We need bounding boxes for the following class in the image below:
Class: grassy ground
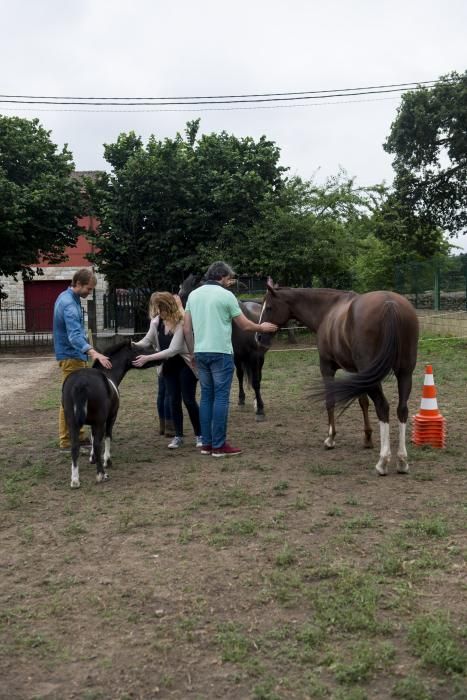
[0,338,466,699]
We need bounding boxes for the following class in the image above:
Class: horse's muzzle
[256,333,272,348]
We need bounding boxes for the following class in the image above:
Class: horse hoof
[238,403,246,410]
[105,459,113,469]
[70,479,80,489]
[255,413,266,422]
[363,441,374,449]
[324,438,335,449]
[375,462,389,476]
[96,472,109,483]
[397,461,409,474]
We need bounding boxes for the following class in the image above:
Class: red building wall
[21,216,100,331]
[39,216,98,267]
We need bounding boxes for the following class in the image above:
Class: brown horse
[257,286,419,475]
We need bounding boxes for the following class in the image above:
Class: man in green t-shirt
[184,261,277,457]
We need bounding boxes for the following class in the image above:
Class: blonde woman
[133,292,201,449]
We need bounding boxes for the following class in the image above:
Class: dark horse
[178,274,270,421]
[257,286,419,475]
[62,340,157,488]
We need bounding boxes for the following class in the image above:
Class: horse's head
[128,341,162,371]
[178,273,203,308]
[256,284,290,348]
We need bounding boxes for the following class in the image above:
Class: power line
[0,95,403,114]
[0,79,440,102]
[0,80,443,107]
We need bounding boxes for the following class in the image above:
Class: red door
[24,280,71,332]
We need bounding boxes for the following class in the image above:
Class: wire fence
[3,262,467,352]
[395,256,467,310]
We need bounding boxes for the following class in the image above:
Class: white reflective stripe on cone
[420,398,439,410]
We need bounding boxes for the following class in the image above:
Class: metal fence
[395,257,467,310]
[0,307,26,331]
[101,281,270,334]
[0,305,84,350]
[102,290,151,334]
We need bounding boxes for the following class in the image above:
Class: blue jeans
[195,353,235,449]
[157,375,172,421]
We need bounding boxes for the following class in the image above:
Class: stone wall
[406,290,466,311]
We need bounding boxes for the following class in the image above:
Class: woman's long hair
[149,292,184,325]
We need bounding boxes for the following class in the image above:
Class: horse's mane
[92,339,131,367]
[105,339,131,356]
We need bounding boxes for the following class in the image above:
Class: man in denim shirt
[53,268,111,449]
[183,261,277,457]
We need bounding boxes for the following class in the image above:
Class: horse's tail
[241,357,255,387]
[324,301,402,407]
[70,381,88,429]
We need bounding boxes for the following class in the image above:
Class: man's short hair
[72,268,97,286]
[205,261,236,281]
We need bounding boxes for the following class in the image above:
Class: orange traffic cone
[412,365,446,448]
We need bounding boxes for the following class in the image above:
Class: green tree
[87,120,287,290]
[0,116,82,298]
[384,71,467,238]
[204,171,393,289]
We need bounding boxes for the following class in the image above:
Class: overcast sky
[2,0,466,249]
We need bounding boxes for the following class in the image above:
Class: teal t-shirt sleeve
[228,295,242,318]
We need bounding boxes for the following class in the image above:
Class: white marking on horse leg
[70,461,80,489]
[89,433,95,463]
[396,421,409,473]
[96,471,109,483]
[324,424,336,449]
[103,437,111,467]
[375,421,391,476]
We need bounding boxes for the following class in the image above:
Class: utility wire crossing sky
[0,79,444,108]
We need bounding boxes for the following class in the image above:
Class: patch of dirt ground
[0,354,56,405]
[0,343,466,700]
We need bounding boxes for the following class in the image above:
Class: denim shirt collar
[68,287,82,304]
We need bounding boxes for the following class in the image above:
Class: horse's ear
[266,283,277,296]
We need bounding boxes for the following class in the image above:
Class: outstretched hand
[260,322,278,333]
[132,355,149,368]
